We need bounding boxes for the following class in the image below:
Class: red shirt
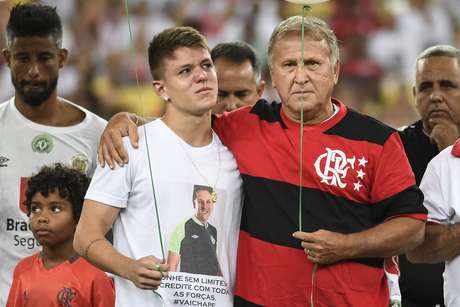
[7,253,114,307]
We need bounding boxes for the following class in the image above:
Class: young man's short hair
[24,163,90,222]
[148,26,209,80]
[6,3,63,48]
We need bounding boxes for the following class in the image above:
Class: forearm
[74,228,135,279]
[407,223,460,263]
[347,217,425,259]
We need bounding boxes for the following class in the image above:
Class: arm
[293,217,425,264]
[6,271,23,307]
[98,112,153,168]
[74,199,168,290]
[406,223,460,264]
[167,251,180,272]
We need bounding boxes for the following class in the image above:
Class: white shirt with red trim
[420,145,460,306]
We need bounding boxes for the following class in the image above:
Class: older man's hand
[293,229,352,264]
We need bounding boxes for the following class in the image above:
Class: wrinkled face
[29,191,76,248]
[212,58,263,114]
[2,36,66,106]
[270,32,339,123]
[194,190,215,223]
[153,47,217,116]
[414,56,460,132]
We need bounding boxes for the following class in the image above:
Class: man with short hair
[210,41,265,114]
[0,4,106,305]
[99,15,427,306]
[74,26,243,307]
[401,45,460,307]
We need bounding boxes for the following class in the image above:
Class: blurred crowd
[1,0,459,128]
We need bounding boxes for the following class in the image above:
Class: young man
[0,4,106,305]
[210,41,265,114]
[73,27,243,307]
[99,16,427,306]
[7,164,114,307]
[398,45,460,307]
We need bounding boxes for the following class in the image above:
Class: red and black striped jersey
[214,99,427,307]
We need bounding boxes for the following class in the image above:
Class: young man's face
[2,35,67,106]
[194,190,215,224]
[414,56,460,132]
[154,47,217,116]
[29,191,76,248]
[270,32,339,123]
[212,58,264,114]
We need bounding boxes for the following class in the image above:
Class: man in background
[399,45,460,307]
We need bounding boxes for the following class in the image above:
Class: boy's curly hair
[24,163,90,222]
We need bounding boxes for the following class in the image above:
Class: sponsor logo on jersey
[70,153,89,173]
[314,148,368,191]
[0,155,9,167]
[31,133,53,153]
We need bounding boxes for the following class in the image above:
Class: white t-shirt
[85,119,243,307]
[420,145,460,306]
[0,97,106,305]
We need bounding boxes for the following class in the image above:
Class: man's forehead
[166,46,211,64]
[10,35,58,51]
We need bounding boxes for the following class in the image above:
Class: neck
[41,240,76,269]
[162,108,213,146]
[14,93,85,126]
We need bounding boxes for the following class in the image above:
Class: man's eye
[52,206,62,213]
[179,68,191,75]
[30,206,40,214]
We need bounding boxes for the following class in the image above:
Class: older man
[399,45,460,307]
[99,16,427,307]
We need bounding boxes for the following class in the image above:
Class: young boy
[6,164,115,307]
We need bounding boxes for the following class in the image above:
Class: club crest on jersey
[0,155,9,167]
[57,287,77,307]
[314,148,356,188]
[31,134,53,154]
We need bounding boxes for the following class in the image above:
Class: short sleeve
[85,137,136,208]
[168,221,186,254]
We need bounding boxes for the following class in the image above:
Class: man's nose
[294,64,308,85]
[225,95,238,112]
[194,67,208,83]
[27,61,40,79]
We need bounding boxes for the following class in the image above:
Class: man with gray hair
[98,15,427,306]
[400,45,460,307]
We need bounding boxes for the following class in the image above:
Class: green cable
[298,5,319,307]
[123,0,165,262]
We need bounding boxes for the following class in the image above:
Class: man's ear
[256,80,265,99]
[2,49,11,67]
[58,48,68,69]
[333,60,340,85]
[152,80,166,97]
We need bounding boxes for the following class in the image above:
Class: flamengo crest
[314,148,356,188]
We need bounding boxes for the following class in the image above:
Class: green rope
[123,0,165,261]
[298,5,319,307]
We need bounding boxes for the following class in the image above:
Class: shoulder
[60,98,107,129]
[451,138,460,157]
[13,253,39,277]
[325,107,396,146]
[72,257,111,280]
